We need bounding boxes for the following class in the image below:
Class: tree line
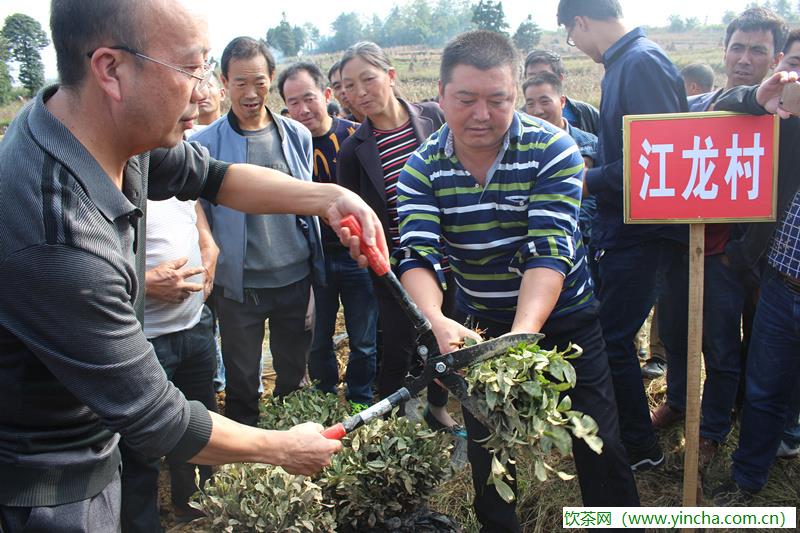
[267,0,800,59]
[266,0,542,58]
[4,0,800,106]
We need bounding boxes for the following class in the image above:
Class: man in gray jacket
[0,1,384,530]
[192,37,324,426]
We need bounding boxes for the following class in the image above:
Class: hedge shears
[322,215,543,440]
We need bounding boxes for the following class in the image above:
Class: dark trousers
[120,306,218,533]
[456,304,640,533]
[1,469,122,533]
[596,239,688,456]
[374,271,456,409]
[216,277,312,426]
[732,267,800,491]
[308,249,378,403]
[666,254,745,443]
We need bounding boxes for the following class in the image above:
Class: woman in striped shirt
[336,42,462,434]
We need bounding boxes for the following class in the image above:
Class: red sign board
[624,112,778,223]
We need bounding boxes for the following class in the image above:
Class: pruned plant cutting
[465,340,604,503]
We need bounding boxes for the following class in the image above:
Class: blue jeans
[309,249,378,404]
[732,267,800,491]
[666,254,745,442]
[783,384,800,447]
[597,239,688,456]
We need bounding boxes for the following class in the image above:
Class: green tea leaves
[465,341,603,503]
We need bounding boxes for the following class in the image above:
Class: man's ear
[560,95,567,109]
[772,52,784,70]
[88,48,126,102]
[324,87,333,103]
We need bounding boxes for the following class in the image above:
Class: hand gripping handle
[321,424,346,440]
[340,214,390,276]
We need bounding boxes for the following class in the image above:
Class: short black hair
[221,37,275,78]
[557,0,623,27]
[522,71,564,96]
[440,30,517,87]
[724,7,788,55]
[51,0,144,86]
[327,101,341,116]
[523,50,565,78]
[680,63,714,93]
[784,28,800,55]
[277,62,327,101]
[327,60,342,83]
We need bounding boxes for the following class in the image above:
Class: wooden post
[683,223,705,506]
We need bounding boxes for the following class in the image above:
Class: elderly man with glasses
[0,1,389,530]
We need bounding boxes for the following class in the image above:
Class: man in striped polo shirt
[395,30,638,532]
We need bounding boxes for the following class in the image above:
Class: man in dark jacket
[278,61,379,413]
[711,71,800,505]
[557,0,689,471]
[653,7,788,468]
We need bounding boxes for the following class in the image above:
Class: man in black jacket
[711,71,800,505]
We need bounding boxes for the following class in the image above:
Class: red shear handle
[340,214,390,276]
[321,423,346,440]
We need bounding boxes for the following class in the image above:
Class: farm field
[3,26,798,533]
[267,27,732,110]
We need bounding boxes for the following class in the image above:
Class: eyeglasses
[566,26,576,48]
[86,45,214,90]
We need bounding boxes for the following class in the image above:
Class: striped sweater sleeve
[511,128,584,277]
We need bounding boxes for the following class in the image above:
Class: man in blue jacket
[557,0,689,471]
[192,37,324,426]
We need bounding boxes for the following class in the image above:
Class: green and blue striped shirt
[396,112,594,323]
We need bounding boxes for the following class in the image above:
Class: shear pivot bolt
[435,362,447,373]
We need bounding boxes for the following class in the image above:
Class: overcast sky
[0,0,763,80]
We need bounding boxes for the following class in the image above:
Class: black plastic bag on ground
[340,508,462,533]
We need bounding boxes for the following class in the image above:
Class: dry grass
[0,29,730,130]
[0,98,26,134]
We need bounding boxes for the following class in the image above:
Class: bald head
[51,0,208,87]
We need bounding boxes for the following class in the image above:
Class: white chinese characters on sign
[638,133,763,202]
[724,133,763,201]
[638,139,675,199]
[682,136,718,200]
